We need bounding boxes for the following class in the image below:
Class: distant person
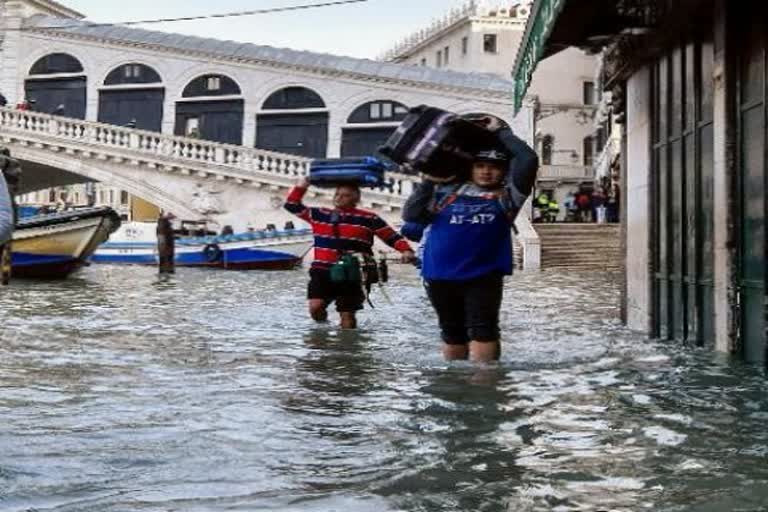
[563,191,578,222]
[576,189,591,222]
[156,212,176,274]
[0,93,7,107]
[285,178,415,329]
[606,182,620,223]
[547,197,560,223]
[534,192,550,223]
[283,220,295,231]
[592,186,606,223]
[221,225,234,236]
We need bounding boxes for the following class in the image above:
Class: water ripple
[0,265,766,511]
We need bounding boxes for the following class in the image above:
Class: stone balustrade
[0,107,420,209]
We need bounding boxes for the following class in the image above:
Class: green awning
[512,0,569,113]
[512,0,659,112]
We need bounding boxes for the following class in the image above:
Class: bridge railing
[0,107,420,204]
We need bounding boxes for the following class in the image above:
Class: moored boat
[91,222,313,270]
[12,207,122,278]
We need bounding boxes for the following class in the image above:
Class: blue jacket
[401,128,538,281]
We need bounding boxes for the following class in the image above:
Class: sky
[61,0,477,59]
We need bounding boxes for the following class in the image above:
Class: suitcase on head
[309,156,389,189]
[378,105,499,179]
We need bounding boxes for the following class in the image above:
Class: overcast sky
[63,0,475,59]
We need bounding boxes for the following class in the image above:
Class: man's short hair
[336,184,361,197]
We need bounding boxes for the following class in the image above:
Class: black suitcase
[309,157,389,189]
[378,105,498,178]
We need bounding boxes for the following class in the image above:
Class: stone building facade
[514,0,767,364]
[381,0,598,218]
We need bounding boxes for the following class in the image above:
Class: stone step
[536,222,622,270]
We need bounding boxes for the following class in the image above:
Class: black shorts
[308,268,365,312]
[425,273,504,344]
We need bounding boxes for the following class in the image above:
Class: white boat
[91,221,313,270]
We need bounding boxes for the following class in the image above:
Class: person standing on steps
[402,119,538,363]
[285,179,415,329]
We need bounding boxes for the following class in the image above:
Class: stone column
[624,65,652,333]
[242,103,258,148]
[326,109,342,158]
[0,8,23,105]
[162,98,176,136]
[712,0,739,353]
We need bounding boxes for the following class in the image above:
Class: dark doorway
[99,89,164,132]
[737,5,767,364]
[24,77,86,119]
[256,113,329,158]
[651,36,715,347]
[341,127,396,158]
[175,100,244,145]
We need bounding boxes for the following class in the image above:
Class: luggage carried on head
[308,156,389,189]
[378,105,500,179]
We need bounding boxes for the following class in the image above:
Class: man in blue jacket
[402,122,538,362]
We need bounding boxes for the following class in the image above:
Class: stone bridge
[0,106,541,268]
[0,106,423,229]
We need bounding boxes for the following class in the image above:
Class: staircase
[536,223,622,271]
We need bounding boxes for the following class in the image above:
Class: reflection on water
[0,265,766,511]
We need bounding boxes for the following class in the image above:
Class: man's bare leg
[469,341,500,362]
[308,299,328,323]
[443,344,469,360]
[340,311,357,329]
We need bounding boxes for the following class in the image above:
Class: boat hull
[11,208,121,279]
[92,231,313,270]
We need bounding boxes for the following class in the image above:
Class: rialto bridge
[0,0,539,265]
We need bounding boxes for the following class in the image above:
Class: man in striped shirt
[285,178,415,329]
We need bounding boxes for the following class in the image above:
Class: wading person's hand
[400,250,416,264]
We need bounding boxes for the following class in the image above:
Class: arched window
[26,53,86,118]
[542,135,554,165]
[99,64,165,132]
[176,75,243,144]
[262,87,325,110]
[347,101,408,123]
[182,74,241,97]
[104,63,162,85]
[29,53,83,75]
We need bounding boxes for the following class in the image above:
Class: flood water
[1,265,767,512]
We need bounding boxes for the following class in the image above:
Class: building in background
[2,0,524,227]
[512,0,767,364]
[381,0,598,219]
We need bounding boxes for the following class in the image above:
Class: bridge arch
[256,86,328,158]
[12,146,199,219]
[99,63,166,132]
[25,52,87,119]
[175,73,244,144]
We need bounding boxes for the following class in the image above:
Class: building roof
[23,15,515,96]
[380,1,531,62]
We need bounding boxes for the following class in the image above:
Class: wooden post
[156,213,175,274]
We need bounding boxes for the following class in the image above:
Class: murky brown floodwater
[1,265,766,511]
